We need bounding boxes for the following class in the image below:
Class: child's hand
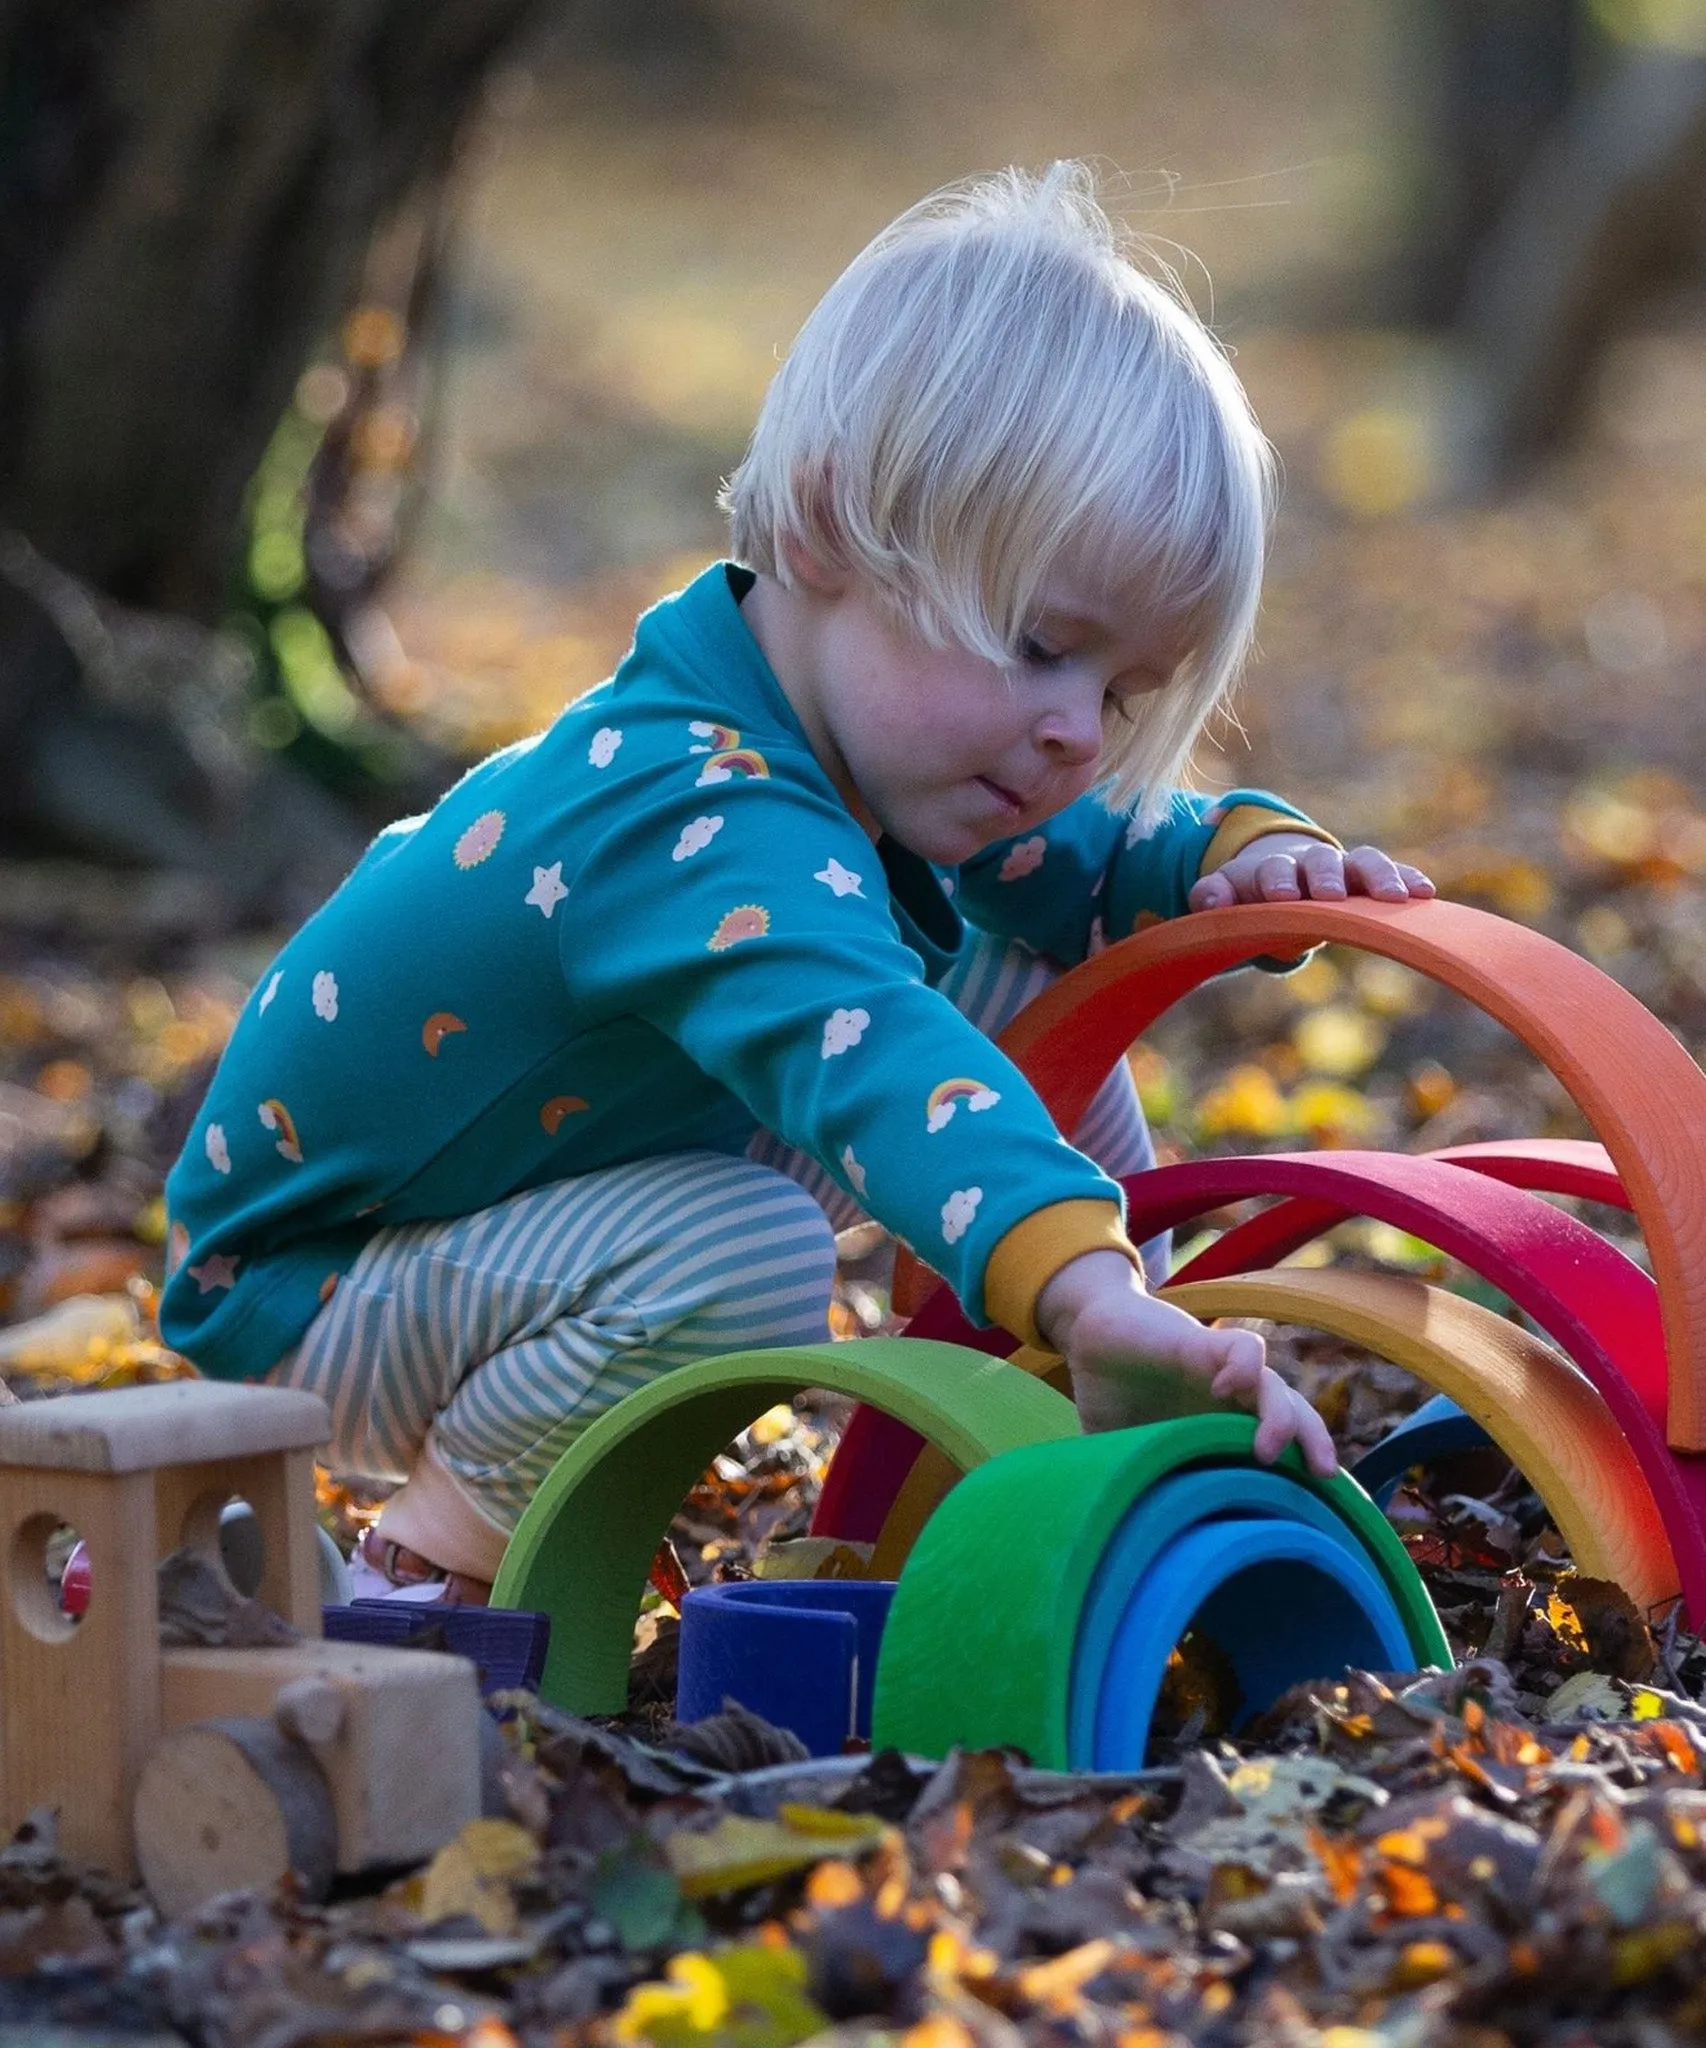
[1189,833,1435,912]
[1035,1251,1338,1474]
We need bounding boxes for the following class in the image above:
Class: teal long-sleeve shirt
[160,562,1321,1380]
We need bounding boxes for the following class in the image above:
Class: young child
[161,163,1431,1602]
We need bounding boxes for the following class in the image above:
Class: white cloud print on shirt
[821,1007,870,1058]
[925,1082,1000,1133]
[998,836,1047,881]
[941,1187,983,1244]
[673,815,724,861]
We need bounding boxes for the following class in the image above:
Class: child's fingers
[1342,845,1412,901]
[1211,1345,1338,1475]
[1249,1371,1340,1474]
[1252,853,1303,900]
[1297,844,1347,898]
[1199,852,1316,908]
[1287,1388,1340,1474]
[1205,1324,1267,1396]
[1395,862,1436,897]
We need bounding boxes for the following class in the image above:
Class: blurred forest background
[3,0,1706,1351]
[13,10,1706,2030]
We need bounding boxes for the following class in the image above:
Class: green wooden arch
[491,1338,1077,1710]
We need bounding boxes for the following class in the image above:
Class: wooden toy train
[0,1380,482,1915]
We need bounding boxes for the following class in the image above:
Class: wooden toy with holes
[0,1379,482,1917]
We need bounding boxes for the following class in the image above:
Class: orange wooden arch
[930,901,1706,1450]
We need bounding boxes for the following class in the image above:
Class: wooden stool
[0,1381,330,1874]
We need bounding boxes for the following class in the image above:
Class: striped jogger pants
[269,931,1167,1578]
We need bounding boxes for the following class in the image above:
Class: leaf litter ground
[7,323,1706,2042]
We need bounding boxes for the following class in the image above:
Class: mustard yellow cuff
[984,1199,1141,1347]
[1199,804,1342,881]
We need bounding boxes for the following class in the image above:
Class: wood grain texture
[1136,1152,1706,1623]
[1160,1267,1680,1618]
[1429,1138,1628,1207]
[152,1447,325,1637]
[158,1640,481,1872]
[909,900,1706,1447]
[491,1340,1077,1715]
[133,1716,337,1918]
[0,1385,341,1874]
[0,1468,160,1875]
[0,1382,329,1474]
[867,1345,1079,1577]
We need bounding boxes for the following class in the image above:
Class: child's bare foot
[354,1530,493,1606]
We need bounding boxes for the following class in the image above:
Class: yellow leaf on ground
[0,1294,141,1376]
[1318,406,1433,519]
[1390,1940,1456,1988]
[613,1941,827,2047]
[1290,1082,1381,1142]
[400,1818,538,1934]
[666,1810,888,1898]
[755,1538,875,1580]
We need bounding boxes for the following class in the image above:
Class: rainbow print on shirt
[696,748,770,787]
[925,1077,1002,1133]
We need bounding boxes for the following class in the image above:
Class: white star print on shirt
[526,863,568,918]
[814,858,864,898]
[188,1254,240,1294]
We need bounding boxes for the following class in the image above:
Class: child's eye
[1019,635,1066,669]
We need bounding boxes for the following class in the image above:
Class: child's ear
[779,534,850,599]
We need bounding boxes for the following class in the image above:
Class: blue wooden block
[1067,1464,1379,1765]
[322,1601,551,1695]
[676,1580,897,1756]
[1091,1518,1414,1768]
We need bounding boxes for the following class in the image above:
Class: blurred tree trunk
[1457,49,1706,475]
[0,0,559,908]
[1404,0,1583,325]
[1401,4,1706,478]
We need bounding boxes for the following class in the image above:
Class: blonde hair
[721,161,1274,827]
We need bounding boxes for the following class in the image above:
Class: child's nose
[1034,688,1103,765]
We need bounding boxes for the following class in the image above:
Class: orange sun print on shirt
[707,905,770,951]
[453,810,505,868]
